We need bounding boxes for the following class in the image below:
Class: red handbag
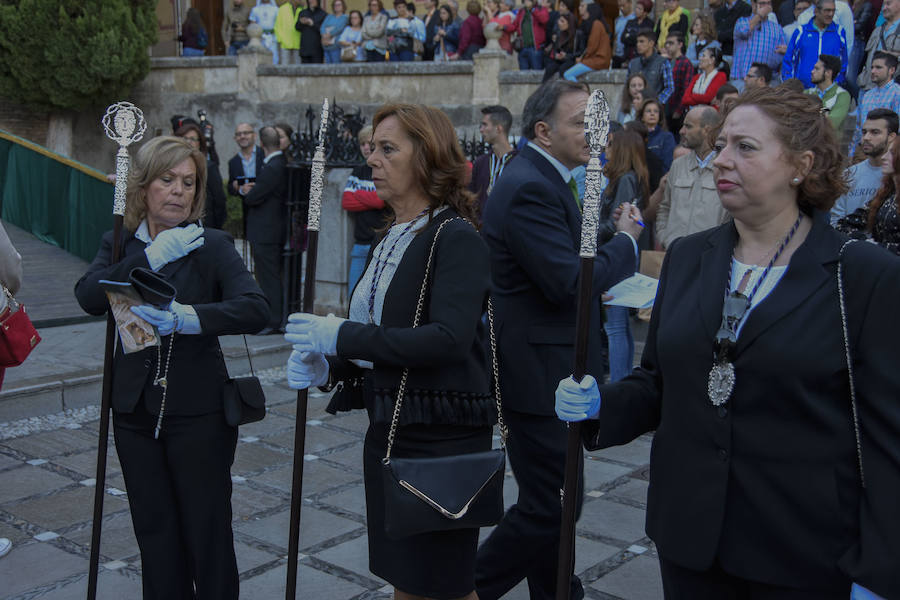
[0,289,40,367]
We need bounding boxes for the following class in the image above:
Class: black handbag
[222,335,266,427]
[129,267,176,308]
[381,218,508,539]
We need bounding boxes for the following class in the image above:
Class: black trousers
[113,401,239,600]
[250,241,283,329]
[475,409,584,600]
[659,557,852,600]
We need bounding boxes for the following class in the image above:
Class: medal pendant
[707,361,735,407]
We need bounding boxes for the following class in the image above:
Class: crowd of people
[83,0,900,597]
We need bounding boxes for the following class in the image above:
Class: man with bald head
[655,105,730,248]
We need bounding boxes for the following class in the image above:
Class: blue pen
[629,199,646,228]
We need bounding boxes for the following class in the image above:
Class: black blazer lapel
[735,217,837,354]
[698,223,736,340]
[519,145,582,239]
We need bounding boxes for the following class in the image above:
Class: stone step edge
[0,340,293,402]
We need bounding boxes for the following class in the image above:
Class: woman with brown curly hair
[284,104,492,600]
[556,86,900,598]
[837,134,900,255]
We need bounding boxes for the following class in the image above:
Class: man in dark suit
[244,126,288,333]
[227,122,265,198]
[475,79,644,600]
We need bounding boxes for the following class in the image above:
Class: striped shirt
[851,81,900,153]
[731,16,786,80]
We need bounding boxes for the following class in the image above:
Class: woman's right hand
[144,224,204,271]
[287,350,329,390]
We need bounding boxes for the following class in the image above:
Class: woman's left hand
[131,301,202,336]
[555,375,601,422]
[284,313,346,355]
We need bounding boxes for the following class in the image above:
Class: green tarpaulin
[0,129,114,263]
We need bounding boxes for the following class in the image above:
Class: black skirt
[363,420,493,598]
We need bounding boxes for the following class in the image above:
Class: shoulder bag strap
[242,334,256,377]
[383,217,506,462]
[838,238,866,489]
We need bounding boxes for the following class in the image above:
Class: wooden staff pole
[87,103,146,600]
[555,90,610,600]
[285,98,330,600]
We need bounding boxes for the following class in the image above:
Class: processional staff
[555,90,609,600]
[285,98,330,600]
[87,102,146,600]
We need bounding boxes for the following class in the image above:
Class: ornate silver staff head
[102,102,146,217]
[579,90,609,258]
[307,98,330,232]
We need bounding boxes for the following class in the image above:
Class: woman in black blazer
[285,104,493,600]
[75,136,270,600]
[556,87,900,598]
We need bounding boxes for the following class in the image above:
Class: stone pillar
[472,47,505,105]
[314,168,354,315]
[237,23,270,95]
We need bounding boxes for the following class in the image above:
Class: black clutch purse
[382,447,505,539]
[129,267,176,308]
[221,336,266,427]
[380,218,508,539]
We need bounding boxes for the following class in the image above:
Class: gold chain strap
[383,217,506,462]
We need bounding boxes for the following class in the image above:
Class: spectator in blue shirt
[782,0,848,87]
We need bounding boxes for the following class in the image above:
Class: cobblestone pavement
[0,364,661,600]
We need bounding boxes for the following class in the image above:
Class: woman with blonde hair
[75,136,269,599]
[685,10,720,68]
[285,105,495,600]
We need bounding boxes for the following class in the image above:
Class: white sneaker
[0,538,11,558]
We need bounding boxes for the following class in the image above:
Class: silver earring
[792,177,801,185]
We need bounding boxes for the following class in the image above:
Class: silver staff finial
[585,90,609,157]
[579,90,609,258]
[102,102,146,216]
[317,98,330,147]
[307,98,330,232]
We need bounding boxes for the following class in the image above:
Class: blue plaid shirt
[659,60,675,105]
[732,15,786,80]
[851,81,900,153]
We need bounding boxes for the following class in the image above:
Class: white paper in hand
[603,273,659,309]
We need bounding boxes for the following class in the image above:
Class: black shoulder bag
[222,335,266,427]
[381,217,508,539]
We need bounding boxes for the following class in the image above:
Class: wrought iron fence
[286,101,517,166]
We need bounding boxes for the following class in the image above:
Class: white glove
[286,350,329,389]
[144,224,204,271]
[131,301,202,336]
[284,313,346,355]
[555,375,602,422]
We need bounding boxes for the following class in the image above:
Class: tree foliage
[0,0,158,112]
